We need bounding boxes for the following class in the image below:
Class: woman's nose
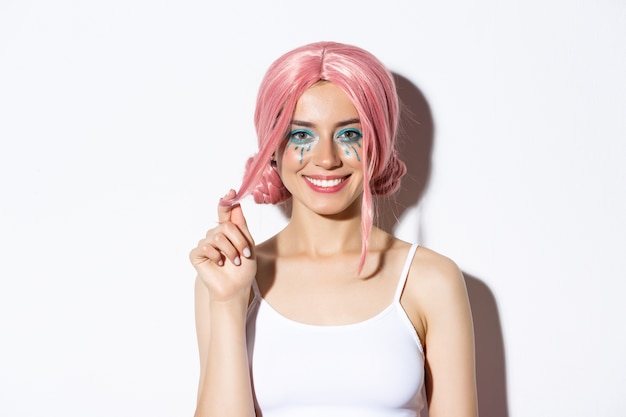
[312,137,341,169]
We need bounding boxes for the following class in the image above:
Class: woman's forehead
[292,82,359,126]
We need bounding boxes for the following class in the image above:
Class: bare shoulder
[388,239,463,287]
[411,246,465,289]
[407,247,478,414]
[402,246,470,337]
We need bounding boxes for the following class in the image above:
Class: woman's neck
[278,201,364,257]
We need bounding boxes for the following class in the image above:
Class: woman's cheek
[339,140,363,164]
[284,142,313,165]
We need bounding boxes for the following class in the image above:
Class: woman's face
[277,82,364,217]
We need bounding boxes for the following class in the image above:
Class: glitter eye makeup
[336,128,362,162]
[288,129,317,145]
[284,126,363,164]
[287,129,318,164]
[336,128,363,142]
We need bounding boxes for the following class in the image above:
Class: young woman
[190,41,478,417]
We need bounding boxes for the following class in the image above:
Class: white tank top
[246,244,426,417]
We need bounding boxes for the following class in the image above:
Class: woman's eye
[289,129,315,143]
[336,128,363,142]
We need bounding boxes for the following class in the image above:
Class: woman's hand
[190,189,256,303]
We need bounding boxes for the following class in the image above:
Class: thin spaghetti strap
[251,278,261,299]
[393,244,419,302]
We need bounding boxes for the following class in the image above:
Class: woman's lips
[303,175,350,192]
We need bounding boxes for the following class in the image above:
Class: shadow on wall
[465,273,510,417]
[375,73,433,233]
[383,73,509,417]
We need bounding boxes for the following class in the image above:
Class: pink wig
[227,41,406,272]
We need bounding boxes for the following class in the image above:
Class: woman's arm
[411,250,478,417]
[194,278,255,417]
[190,190,257,417]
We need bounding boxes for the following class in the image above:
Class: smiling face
[277,81,365,217]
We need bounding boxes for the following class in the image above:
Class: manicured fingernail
[217,259,224,266]
[243,247,251,258]
[234,256,241,266]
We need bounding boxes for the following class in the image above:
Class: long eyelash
[336,128,363,140]
[289,129,316,141]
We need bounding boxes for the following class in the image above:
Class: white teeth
[306,177,344,188]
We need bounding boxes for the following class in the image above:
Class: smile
[305,177,346,187]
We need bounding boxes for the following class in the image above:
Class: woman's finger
[189,240,223,267]
[217,222,252,260]
[217,189,237,224]
[229,203,254,247]
[210,230,245,265]
[215,189,254,259]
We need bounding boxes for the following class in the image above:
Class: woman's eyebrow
[290,118,361,128]
[336,118,360,127]
[290,120,315,128]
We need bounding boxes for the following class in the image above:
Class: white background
[1,1,625,416]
